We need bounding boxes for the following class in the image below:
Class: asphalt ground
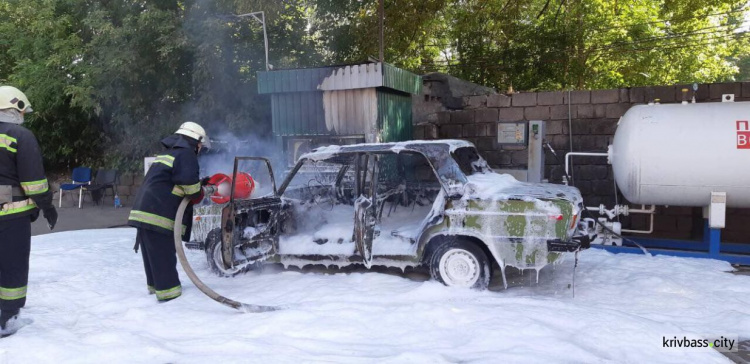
[31,193,131,236]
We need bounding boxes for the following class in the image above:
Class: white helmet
[175,121,210,148]
[0,86,33,113]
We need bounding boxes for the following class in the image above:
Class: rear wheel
[429,238,491,290]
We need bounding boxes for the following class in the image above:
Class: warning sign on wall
[738,120,750,149]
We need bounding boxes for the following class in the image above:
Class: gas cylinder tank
[609,101,750,207]
[207,172,256,204]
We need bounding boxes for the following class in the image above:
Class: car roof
[301,139,475,161]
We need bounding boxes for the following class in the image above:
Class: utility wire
[589,22,748,52]
[586,7,749,32]
[418,29,750,69]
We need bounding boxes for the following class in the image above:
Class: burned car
[204,140,586,290]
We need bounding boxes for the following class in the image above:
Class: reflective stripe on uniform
[171,186,185,197]
[0,286,27,300]
[179,182,201,195]
[0,198,36,216]
[20,179,49,195]
[128,210,186,233]
[153,155,175,168]
[155,285,181,301]
[0,134,17,153]
[172,182,200,197]
[147,285,155,295]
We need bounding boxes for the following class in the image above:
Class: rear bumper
[547,235,591,252]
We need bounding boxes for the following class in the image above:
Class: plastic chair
[59,167,92,208]
[83,169,119,205]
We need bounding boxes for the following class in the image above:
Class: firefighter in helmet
[128,122,209,302]
[0,86,57,336]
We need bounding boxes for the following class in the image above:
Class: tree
[0,0,102,168]
[445,0,750,90]
[1,0,749,170]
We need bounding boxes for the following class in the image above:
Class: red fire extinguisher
[206,172,256,204]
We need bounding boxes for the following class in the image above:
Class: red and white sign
[737,120,750,149]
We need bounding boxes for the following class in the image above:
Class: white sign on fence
[144,157,156,176]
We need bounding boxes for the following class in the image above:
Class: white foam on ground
[2,228,748,363]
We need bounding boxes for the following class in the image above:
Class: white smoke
[198,131,286,197]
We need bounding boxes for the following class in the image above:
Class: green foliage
[0,0,749,171]
[442,0,750,89]
[0,0,319,171]
[0,0,101,169]
[314,0,750,90]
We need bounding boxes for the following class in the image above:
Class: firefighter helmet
[175,121,210,148]
[0,86,33,113]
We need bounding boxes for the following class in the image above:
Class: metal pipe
[378,0,384,62]
[236,11,269,71]
[564,152,608,178]
[622,213,654,234]
[629,204,656,214]
[567,90,574,183]
[261,12,269,71]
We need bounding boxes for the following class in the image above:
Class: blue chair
[59,167,92,208]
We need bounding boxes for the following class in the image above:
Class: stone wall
[51,172,143,208]
[414,82,750,242]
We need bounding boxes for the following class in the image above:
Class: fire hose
[173,190,280,313]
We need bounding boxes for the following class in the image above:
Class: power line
[420,25,749,65]
[415,32,750,72]
[592,31,750,55]
[589,22,747,52]
[588,7,749,32]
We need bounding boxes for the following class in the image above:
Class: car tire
[205,228,251,277]
[429,238,491,290]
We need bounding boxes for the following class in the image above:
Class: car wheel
[205,228,251,277]
[429,238,491,290]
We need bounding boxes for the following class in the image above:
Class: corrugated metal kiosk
[257,63,422,164]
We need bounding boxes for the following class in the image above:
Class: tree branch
[537,0,552,19]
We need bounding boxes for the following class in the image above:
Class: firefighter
[128,122,209,302]
[0,86,57,335]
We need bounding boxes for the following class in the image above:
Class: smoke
[198,130,286,197]
[182,1,282,196]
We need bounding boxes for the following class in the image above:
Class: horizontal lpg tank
[609,101,750,207]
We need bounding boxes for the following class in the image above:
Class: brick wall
[414,82,750,243]
[115,172,144,206]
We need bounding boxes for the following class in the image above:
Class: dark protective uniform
[0,122,54,315]
[127,134,202,301]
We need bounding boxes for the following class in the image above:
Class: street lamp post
[236,11,269,71]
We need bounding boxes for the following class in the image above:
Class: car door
[219,157,278,270]
[353,153,377,267]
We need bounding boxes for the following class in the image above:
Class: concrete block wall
[51,172,143,208]
[414,82,750,242]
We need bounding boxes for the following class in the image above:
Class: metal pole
[236,11,269,71]
[378,0,384,62]
[261,11,269,71]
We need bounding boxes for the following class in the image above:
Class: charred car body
[204,140,588,289]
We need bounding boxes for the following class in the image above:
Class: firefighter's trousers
[0,216,31,313]
[137,228,182,301]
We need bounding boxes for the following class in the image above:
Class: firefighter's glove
[200,176,211,186]
[43,206,58,230]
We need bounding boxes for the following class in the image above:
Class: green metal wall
[382,64,422,95]
[377,90,413,143]
[271,92,328,136]
[262,63,421,139]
